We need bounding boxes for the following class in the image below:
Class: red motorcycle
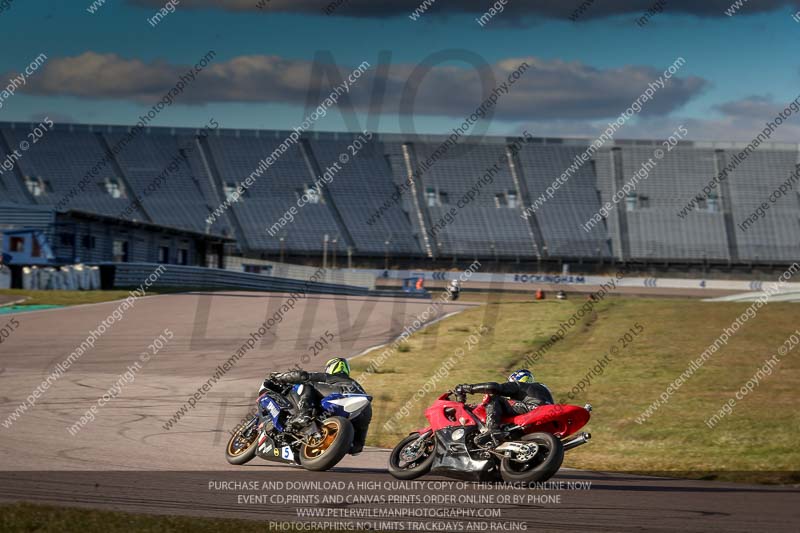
[388,388,592,483]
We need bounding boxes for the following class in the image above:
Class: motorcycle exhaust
[562,432,591,451]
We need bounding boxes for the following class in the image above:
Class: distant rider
[456,369,554,444]
[448,279,461,301]
[268,357,372,455]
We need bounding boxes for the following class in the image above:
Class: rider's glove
[455,384,473,395]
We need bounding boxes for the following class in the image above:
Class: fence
[106,263,420,298]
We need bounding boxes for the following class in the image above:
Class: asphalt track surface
[0,292,797,532]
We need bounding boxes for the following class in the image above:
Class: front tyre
[499,432,564,483]
[299,416,354,472]
[388,433,436,480]
[225,418,258,465]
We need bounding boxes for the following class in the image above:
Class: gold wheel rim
[302,420,340,459]
[228,426,256,456]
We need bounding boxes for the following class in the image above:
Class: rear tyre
[388,434,436,480]
[499,432,564,483]
[225,418,259,465]
[299,416,354,472]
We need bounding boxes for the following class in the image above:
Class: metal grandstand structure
[0,121,798,267]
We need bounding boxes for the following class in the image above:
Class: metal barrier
[105,263,426,298]
[223,257,376,290]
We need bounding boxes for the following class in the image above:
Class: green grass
[352,297,800,484]
[0,289,139,306]
[0,287,213,307]
[0,502,345,533]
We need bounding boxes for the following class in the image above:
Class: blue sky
[1,0,800,141]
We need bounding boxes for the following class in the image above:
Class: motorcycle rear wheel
[225,418,259,465]
[299,416,354,471]
[388,433,436,480]
[499,432,564,483]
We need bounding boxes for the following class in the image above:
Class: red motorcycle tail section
[510,404,590,438]
[414,393,591,439]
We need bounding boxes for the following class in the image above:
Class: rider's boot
[474,427,510,447]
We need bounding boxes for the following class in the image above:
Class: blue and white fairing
[258,393,287,432]
[321,393,371,419]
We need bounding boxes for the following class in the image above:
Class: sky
[2,0,800,141]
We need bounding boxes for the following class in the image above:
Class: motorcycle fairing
[320,393,372,419]
[469,403,590,439]
[259,394,287,432]
[429,426,496,481]
[424,396,482,430]
[255,430,299,464]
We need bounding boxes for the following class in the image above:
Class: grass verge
[351,297,800,484]
[0,287,214,307]
[0,289,137,307]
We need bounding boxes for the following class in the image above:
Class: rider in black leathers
[268,357,372,455]
[456,369,553,443]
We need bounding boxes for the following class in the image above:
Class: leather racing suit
[269,370,372,454]
[461,381,554,432]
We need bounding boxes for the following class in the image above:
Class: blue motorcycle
[225,377,371,471]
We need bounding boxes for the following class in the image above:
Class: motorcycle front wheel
[298,416,354,471]
[225,417,259,465]
[499,432,564,483]
[388,433,436,480]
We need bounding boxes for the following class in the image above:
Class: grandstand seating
[308,138,421,255]
[103,131,218,233]
[598,145,731,261]
[2,127,131,217]
[410,141,536,258]
[0,121,797,264]
[515,143,611,258]
[203,132,347,253]
[726,150,800,261]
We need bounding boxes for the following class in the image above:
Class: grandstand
[0,121,798,268]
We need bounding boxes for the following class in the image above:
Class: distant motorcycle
[388,388,591,482]
[225,377,371,471]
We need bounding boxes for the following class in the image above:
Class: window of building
[439,192,449,205]
[102,177,126,199]
[60,234,75,246]
[9,237,24,252]
[82,235,96,249]
[31,238,41,257]
[494,193,507,208]
[507,191,518,209]
[24,176,49,197]
[625,193,637,212]
[243,264,263,274]
[694,195,708,211]
[638,195,650,209]
[707,193,719,212]
[159,246,170,264]
[425,188,437,207]
[112,240,129,262]
[177,248,188,265]
[304,186,321,204]
[224,182,243,203]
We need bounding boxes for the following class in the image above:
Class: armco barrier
[223,257,375,290]
[104,263,425,299]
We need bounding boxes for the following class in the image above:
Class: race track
[0,292,797,532]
